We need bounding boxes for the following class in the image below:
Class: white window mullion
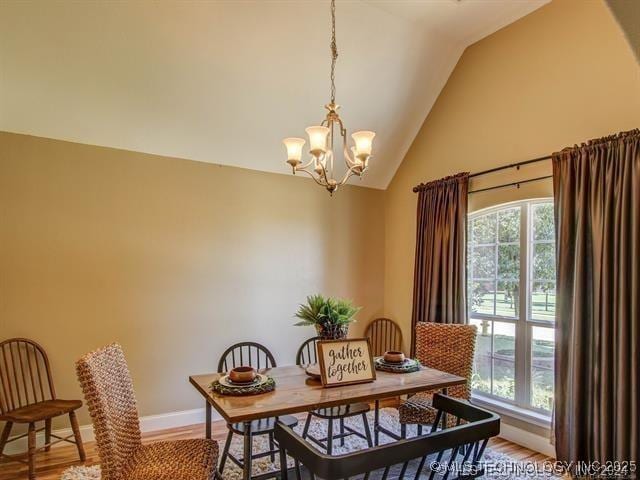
[514,204,529,408]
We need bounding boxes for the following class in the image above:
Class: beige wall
[384,0,640,351]
[0,132,385,427]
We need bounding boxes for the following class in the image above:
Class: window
[468,200,555,415]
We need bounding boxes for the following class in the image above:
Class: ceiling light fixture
[282,0,375,196]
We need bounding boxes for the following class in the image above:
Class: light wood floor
[0,417,552,480]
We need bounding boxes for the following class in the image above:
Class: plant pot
[316,323,349,340]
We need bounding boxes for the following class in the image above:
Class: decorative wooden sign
[317,338,376,387]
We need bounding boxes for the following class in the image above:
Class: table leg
[243,421,253,480]
[205,401,212,439]
[374,399,380,446]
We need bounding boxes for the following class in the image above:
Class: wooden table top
[189,365,466,423]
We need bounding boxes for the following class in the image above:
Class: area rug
[61,408,557,479]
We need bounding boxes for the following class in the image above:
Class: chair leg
[326,420,333,455]
[28,422,36,480]
[0,421,13,457]
[269,432,275,462]
[400,423,407,439]
[219,428,233,473]
[44,419,52,452]
[362,413,373,447]
[301,413,312,439]
[69,411,86,462]
[339,418,345,447]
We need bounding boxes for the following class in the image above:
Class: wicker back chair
[76,343,218,480]
[399,322,477,428]
[365,318,403,357]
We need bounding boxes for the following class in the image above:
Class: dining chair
[217,342,298,473]
[295,337,373,455]
[76,343,218,480]
[276,393,500,480]
[399,322,477,435]
[364,317,403,357]
[0,338,85,480]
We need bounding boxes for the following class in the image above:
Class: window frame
[467,198,555,418]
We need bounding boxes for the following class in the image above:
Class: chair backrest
[414,322,477,399]
[76,343,141,480]
[295,337,321,365]
[365,318,403,357]
[0,338,55,415]
[217,342,276,373]
[275,393,500,480]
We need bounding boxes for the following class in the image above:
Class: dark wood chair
[217,342,298,474]
[0,338,85,480]
[275,393,500,480]
[365,318,403,357]
[295,337,372,455]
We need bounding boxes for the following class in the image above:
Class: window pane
[533,243,555,280]
[532,203,555,241]
[473,213,497,244]
[496,280,518,318]
[472,245,496,278]
[498,207,520,243]
[531,281,556,321]
[498,244,519,279]
[492,322,515,400]
[470,318,491,394]
[531,326,555,412]
[469,281,495,315]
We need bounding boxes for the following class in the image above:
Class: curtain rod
[469,175,552,194]
[469,154,552,178]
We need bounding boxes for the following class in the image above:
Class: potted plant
[294,294,361,340]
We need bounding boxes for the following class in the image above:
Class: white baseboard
[4,407,222,456]
[498,422,556,458]
[5,406,555,459]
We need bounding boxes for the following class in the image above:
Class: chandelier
[282,0,375,196]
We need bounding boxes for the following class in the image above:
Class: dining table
[189,364,466,480]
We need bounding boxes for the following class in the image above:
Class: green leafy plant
[294,294,361,328]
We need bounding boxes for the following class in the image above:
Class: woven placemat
[211,376,276,396]
[374,358,421,373]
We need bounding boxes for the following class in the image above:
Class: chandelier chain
[330,0,338,104]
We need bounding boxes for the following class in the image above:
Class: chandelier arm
[296,165,329,187]
[343,143,358,168]
[338,164,363,187]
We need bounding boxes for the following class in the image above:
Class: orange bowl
[229,366,257,383]
[383,351,405,363]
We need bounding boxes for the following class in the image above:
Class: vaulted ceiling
[0,0,548,189]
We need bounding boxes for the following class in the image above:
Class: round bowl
[229,366,257,383]
[383,351,406,364]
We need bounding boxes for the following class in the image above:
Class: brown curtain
[553,129,639,467]
[411,173,469,355]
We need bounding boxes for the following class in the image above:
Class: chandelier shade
[282,0,375,196]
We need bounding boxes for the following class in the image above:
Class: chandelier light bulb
[351,131,375,159]
[283,137,306,167]
[305,126,330,157]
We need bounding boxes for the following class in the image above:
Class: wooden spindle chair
[295,337,321,366]
[276,393,500,480]
[0,338,85,480]
[295,337,373,455]
[217,342,298,474]
[365,318,403,357]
